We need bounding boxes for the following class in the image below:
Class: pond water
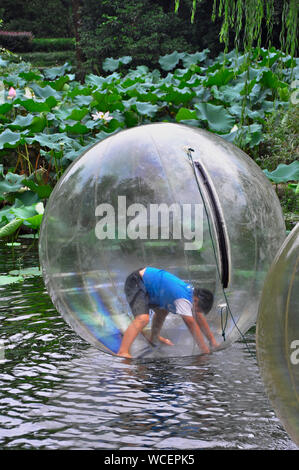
[0,240,297,450]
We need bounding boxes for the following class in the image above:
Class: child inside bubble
[117,266,220,359]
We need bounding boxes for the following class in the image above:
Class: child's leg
[150,308,174,346]
[181,315,210,354]
[117,313,150,358]
[120,270,150,358]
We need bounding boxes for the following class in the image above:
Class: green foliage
[19,51,76,67]
[176,0,298,56]
[263,160,299,225]
[0,46,297,237]
[1,0,296,72]
[279,0,298,57]
[0,199,44,238]
[0,217,23,237]
[31,38,75,53]
[260,111,299,228]
[256,104,299,170]
[103,56,133,73]
[1,0,73,38]
[0,274,24,286]
[0,31,33,52]
[263,161,299,183]
[159,51,186,72]
[1,35,77,68]
[0,266,41,286]
[78,0,212,74]
[0,168,24,196]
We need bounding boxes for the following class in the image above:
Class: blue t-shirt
[142,267,193,313]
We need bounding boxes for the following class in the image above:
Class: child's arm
[182,315,210,354]
[195,311,219,348]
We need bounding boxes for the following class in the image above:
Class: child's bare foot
[117,351,132,359]
[158,336,174,346]
[201,344,210,354]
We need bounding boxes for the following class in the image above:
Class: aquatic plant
[0,47,297,239]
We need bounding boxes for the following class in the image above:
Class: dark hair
[193,288,214,314]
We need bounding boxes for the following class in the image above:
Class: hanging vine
[280,0,298,57]
[175,0,298,57]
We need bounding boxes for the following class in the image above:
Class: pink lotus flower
[8,87,16,99]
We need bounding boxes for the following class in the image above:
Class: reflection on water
[0,241,297,450]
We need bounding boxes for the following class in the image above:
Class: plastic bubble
[39,123,286,359]
[257,223,299,447]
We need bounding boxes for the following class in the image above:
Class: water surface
[0,241,297,450]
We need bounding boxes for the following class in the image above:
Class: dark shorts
[124,269,158,317]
